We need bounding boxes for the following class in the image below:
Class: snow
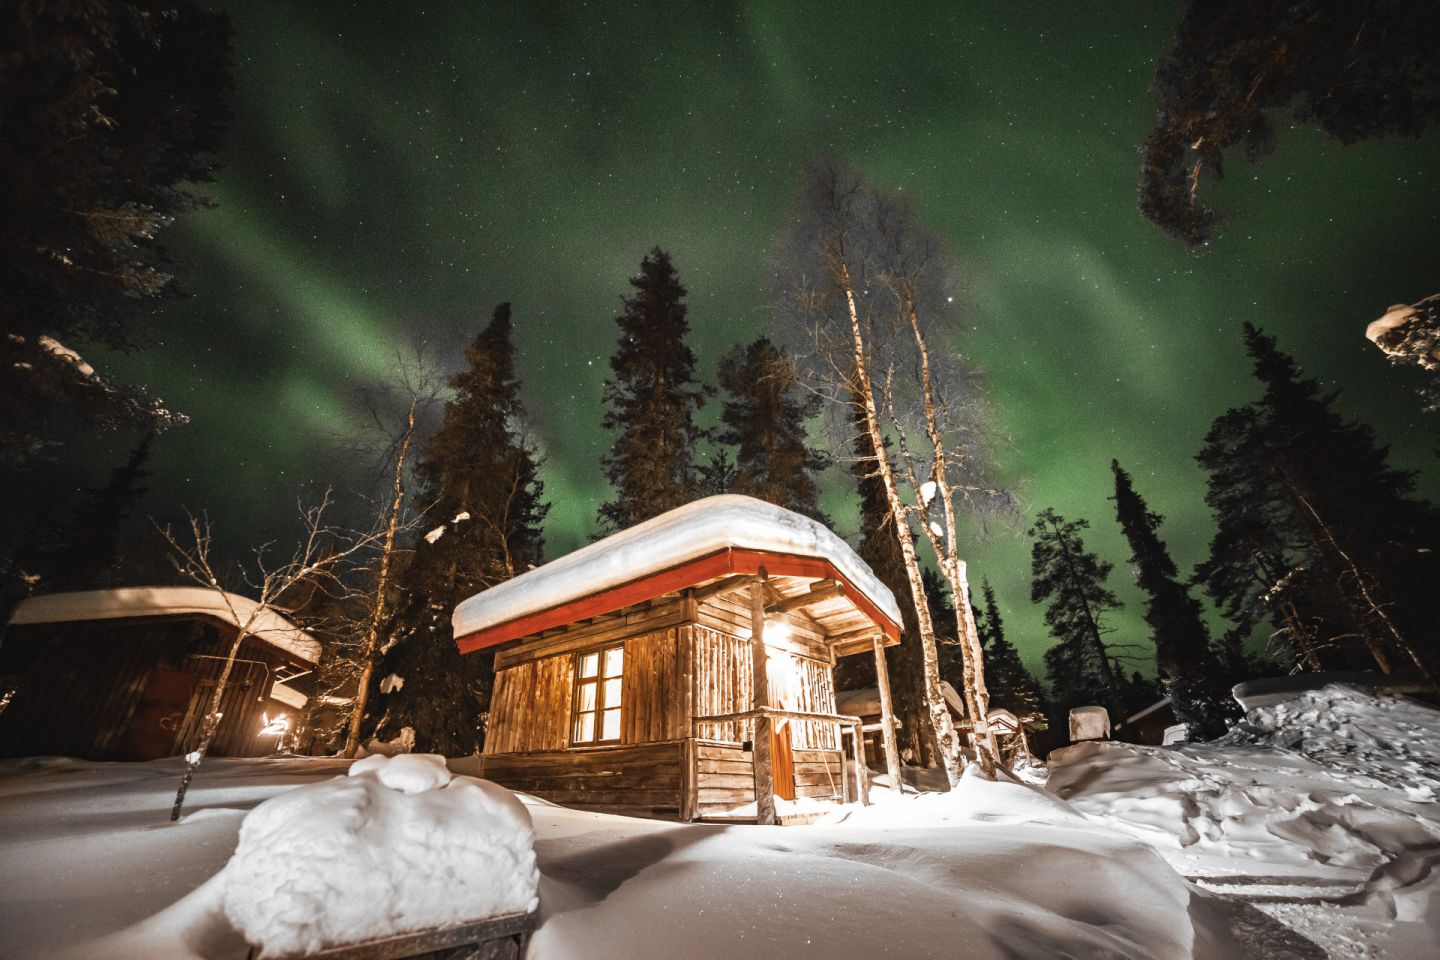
[1366,303,1419,350]
[9,587,321,664]
[348,751,451,793]
[221,754,538,957]
[36,334,97,379]
[424,524,447,544]
[1048,684,1440,957]
[8,687,1437,959]
[379,672,404,694]
[1069,704,1111,741]
[453,494,903,640]
[2,755,1245,960]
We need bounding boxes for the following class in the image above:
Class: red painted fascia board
[454,546,900,654]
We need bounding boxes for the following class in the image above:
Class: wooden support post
[749,577,777,825]
[871,635,903,798]
[851,720,870,806]
[679,737,697,821]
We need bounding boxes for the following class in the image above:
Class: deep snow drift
[1,755,1243,960]
[1049,685,1440,956]
[222,754,538,957]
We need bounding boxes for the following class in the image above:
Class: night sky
[100,2,1440,672]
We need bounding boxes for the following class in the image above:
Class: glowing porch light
[258,712,290,738]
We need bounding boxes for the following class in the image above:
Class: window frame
[570,641,624,747]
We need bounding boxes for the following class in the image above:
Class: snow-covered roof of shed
[8,587,320,664]
[453,495,903,643]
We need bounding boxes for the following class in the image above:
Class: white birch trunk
[839,266,964,786]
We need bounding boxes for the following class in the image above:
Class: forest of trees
[5,0,1438,770]
[13,179,1440,766]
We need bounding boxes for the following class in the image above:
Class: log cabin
[454,495,905,824]
[0,587,317,761]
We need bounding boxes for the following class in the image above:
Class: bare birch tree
[337,349,446,758]
[158,490,380,820]
[866,193,1015,775]
[773,159,1013,783]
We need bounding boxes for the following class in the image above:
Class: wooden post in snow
[749,577,777,825]
[871,635,903,797]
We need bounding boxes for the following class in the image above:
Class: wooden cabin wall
[693,741,755,817]
[172,634,295,758]
[692,625,753,743]
[792,749,845,801]
[690,621,840,751]
[484,655,574,755]
[621,627,682,743]
[483,743,683,819]
[477,592,852,822]
[485,621,682,754]
[0,618,307,761]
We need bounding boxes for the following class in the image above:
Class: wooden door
[772,721,796,801]
[110,667,199,761]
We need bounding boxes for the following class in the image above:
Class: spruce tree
[976,579,1045,721]
[597,248,707,532]
[1,0,231,466]
[369,303,549,755]
[1198,325,1440,681]
[715,337,828,522]
[26,433,155,592]
[1140,1,1440,245]
[1111,460,1235,739]
[1030,508,1127,729]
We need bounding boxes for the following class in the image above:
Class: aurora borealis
[100,2,1440,670]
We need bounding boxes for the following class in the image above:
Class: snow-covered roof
[453,495,903,645]
[8,587,321,664]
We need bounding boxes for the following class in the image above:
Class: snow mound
[828,764,1084,827]
[348,751,448,794]
[1225,684,1440,801]
[222,755,538,957]
[1049,685,1440,931]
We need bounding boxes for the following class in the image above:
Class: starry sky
[100,1,1440,673]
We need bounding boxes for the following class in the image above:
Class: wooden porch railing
[689,707,870,819]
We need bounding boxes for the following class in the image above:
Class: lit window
[573,643,623,745]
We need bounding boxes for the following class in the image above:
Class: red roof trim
[455,546,901,654]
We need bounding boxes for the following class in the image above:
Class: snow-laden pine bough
[447,495,918,824]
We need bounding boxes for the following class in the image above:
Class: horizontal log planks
[494,600,690,670]
[482,742,683,819]
[792,750,845,801]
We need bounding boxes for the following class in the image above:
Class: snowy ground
[1,754,1247,960]
[1048,685,1440,960]
[2,685,1435,959]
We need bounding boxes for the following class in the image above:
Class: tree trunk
[344,398,418,758]
[838,265,963,786]
[171,624,249,821]
[1291,490,1434,689]
[898,290,998,775]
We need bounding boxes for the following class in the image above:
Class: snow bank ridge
[222,754,538,958]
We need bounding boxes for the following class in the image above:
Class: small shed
[0,587,318,761]
[454,495,905,824]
